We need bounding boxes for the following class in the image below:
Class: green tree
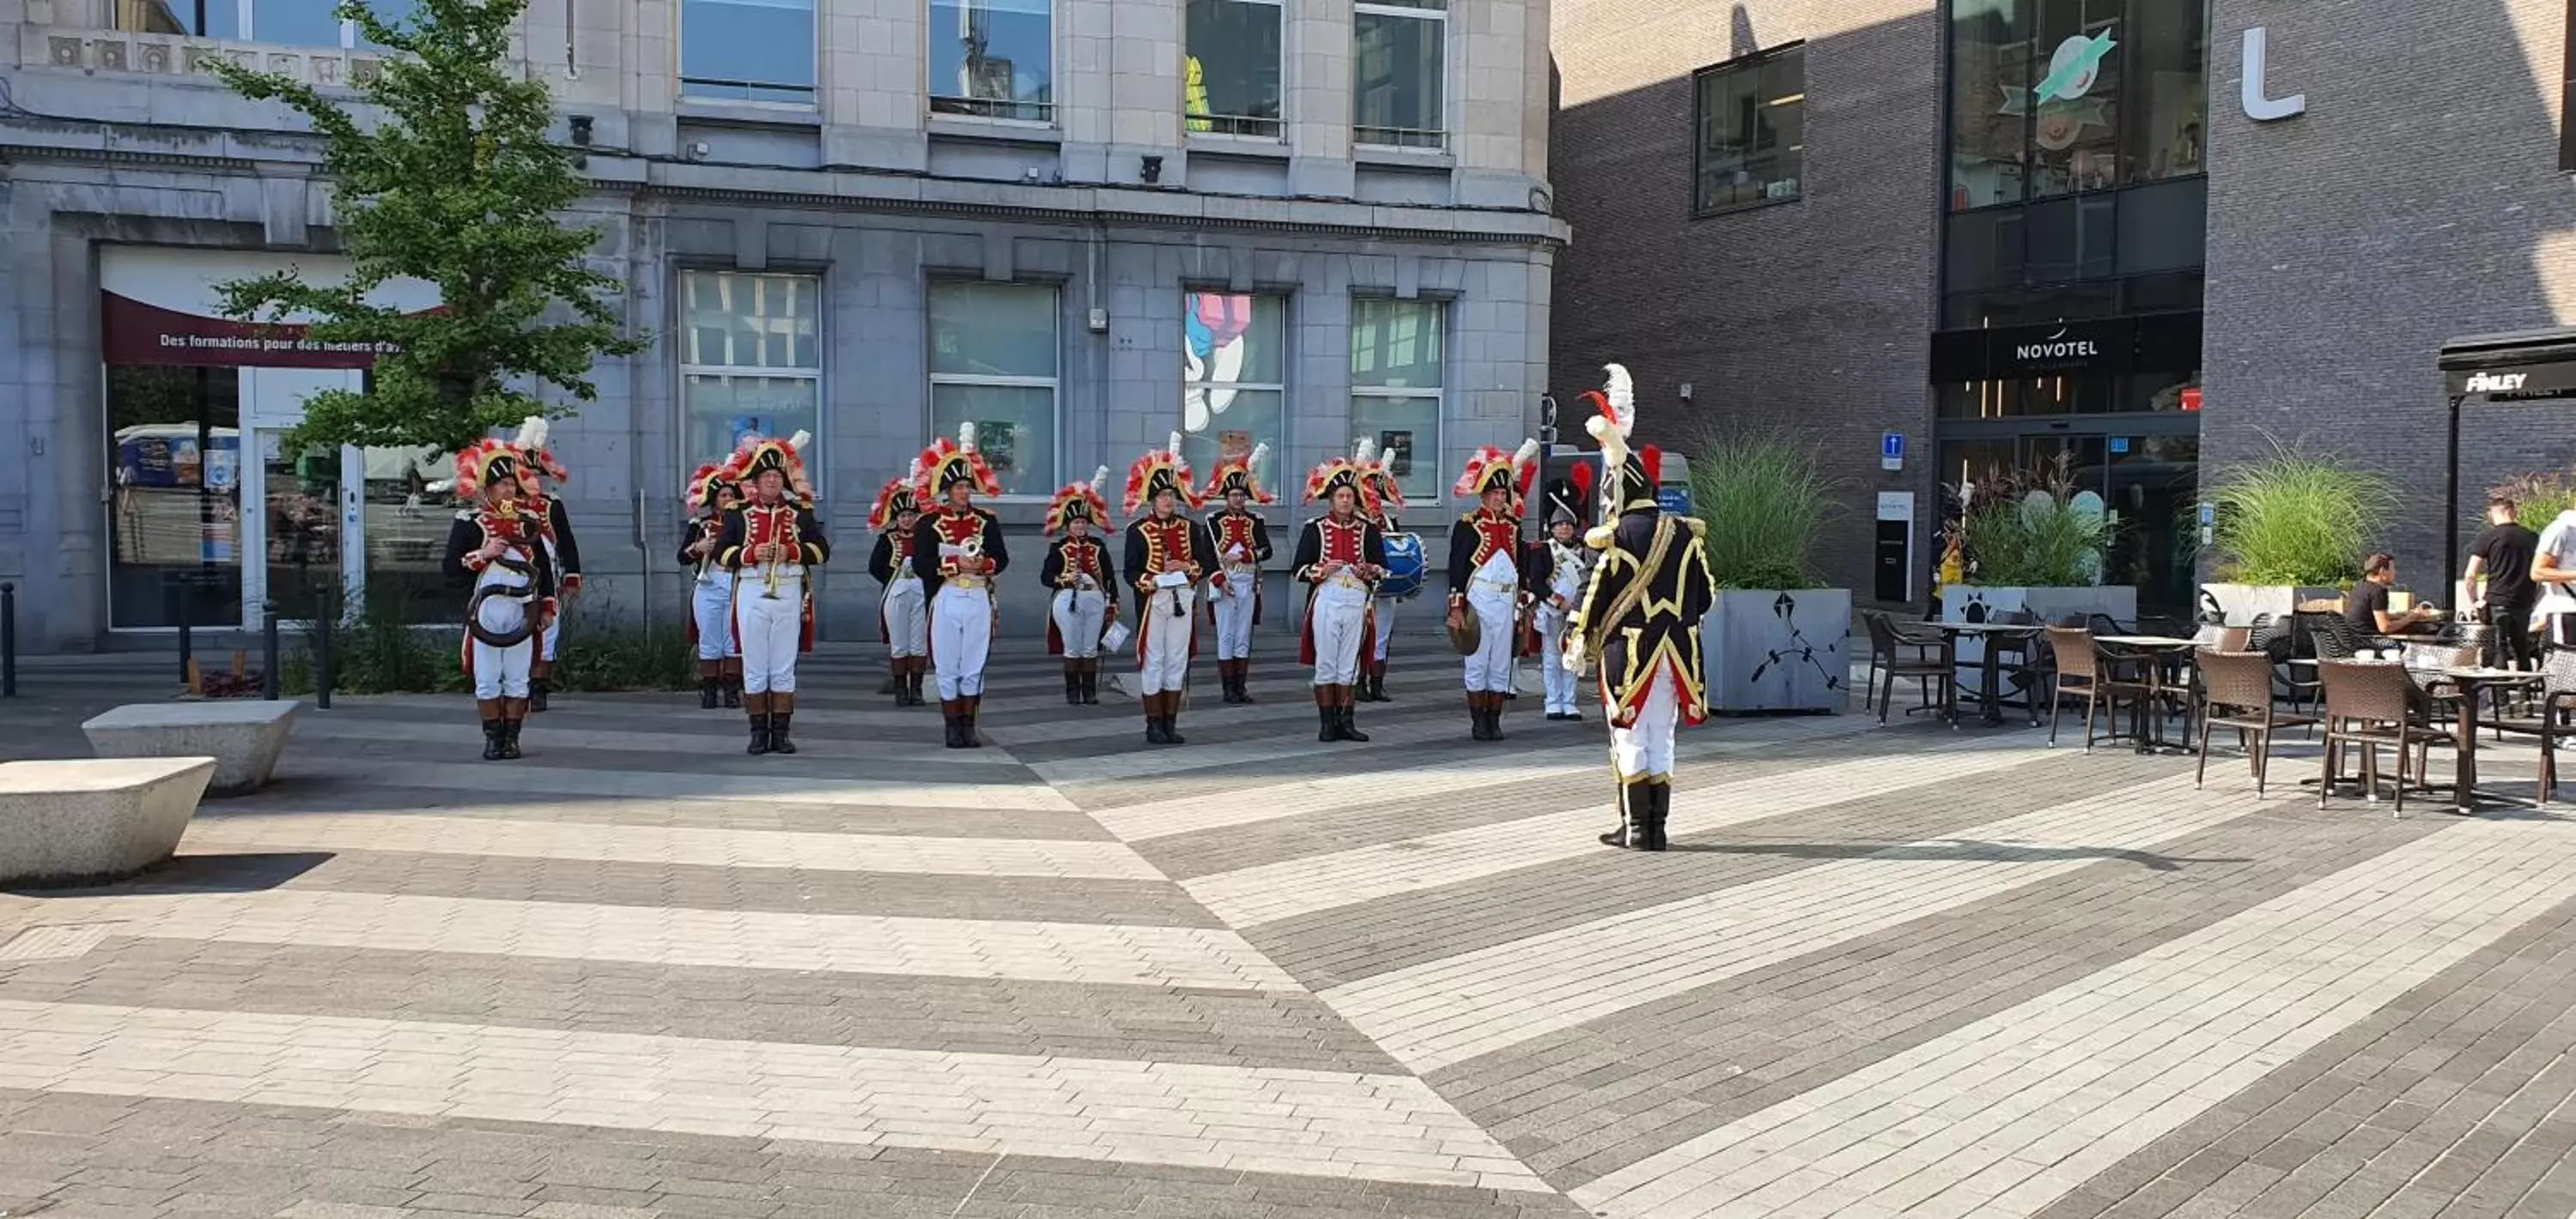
[210,0,643,453]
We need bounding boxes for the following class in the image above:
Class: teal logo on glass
[2034,31,2116,103]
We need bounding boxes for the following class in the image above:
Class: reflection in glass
[2123,0,2207,184]
[681,0,817,103]
[1182,294,1285,477]
[927,282,1060,494]
[116,0,243,38]
[1694,48,1804,213]
[1353,9,1444,148]
[355,446,455,623]
[682,375,821,472]
[106,366,243,630]
[1948,0,2029,210]
[252,0,348,47]
[2026,0,2122,199]
[929,0,1054,121]
[1350,299,1443,390]
[1186,0,1284,136]
[929,385,1057,497]
[1351,395,1441,503]
[262,437,343,625]
[683,272,819,370]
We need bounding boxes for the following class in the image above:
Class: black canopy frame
[2437,328,2576,583]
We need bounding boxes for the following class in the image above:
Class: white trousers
[1536,610,1575,713]
[1611,665,1681,779]
[736,568,804,694]
[933,584,993,699]
[469,579,533,700]
[884,578,927,658]
[1053,588,1107,658]
[1373,599,1396,662]
[692,574,738,660]
[1463,584,1516,692]
[1212,572,1258,659]
[539,616,561,663]
[1309,582,1370,686]
[1139,586,1196,695]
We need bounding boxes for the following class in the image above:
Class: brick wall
[1551,0,1944,598]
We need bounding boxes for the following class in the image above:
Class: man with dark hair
[2348,552,2439,639]
[2467,497,2542,668]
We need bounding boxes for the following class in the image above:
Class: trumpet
[761,507,799,601]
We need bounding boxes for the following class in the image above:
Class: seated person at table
[2347,552,2440,637]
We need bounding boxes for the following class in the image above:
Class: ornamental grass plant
[2207,441,2395,586]
[1686,430,1836,589]
[1954,456,2117,587]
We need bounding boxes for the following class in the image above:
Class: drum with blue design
[1377,532,1427,601]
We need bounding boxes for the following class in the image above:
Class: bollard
[314,582,336,711]
[1,582,15,699]
[262,610,281,700]
[176,577,195,686]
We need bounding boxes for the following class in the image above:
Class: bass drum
[1377,532,1427,601]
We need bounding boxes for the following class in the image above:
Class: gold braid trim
[1579,516,1677,654]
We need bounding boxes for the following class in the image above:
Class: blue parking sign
[1880,432,1905,470]
[1656,487,1692,516]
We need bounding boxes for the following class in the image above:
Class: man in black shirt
[2348,552,2439,640]
[2467,497,2543,668]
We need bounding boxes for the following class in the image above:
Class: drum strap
[1583,518,1675,653]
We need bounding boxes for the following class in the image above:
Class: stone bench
[0,758,216,886]
[82,700,300,797]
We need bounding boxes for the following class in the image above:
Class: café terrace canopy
[2437,327,2576,581]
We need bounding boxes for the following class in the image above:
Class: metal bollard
[177,578,195,685]
[262,609,281,700]
[1,582,15,699]
[314,584,335,711]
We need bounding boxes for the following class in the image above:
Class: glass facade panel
[680,270,823,486]
[1351,299,1443,503]
[1353,7,1445,148]
[1948,0,2206,210]
[928,282,1060,495]
[929,0,1055,121]
[260,436,343,625]
[251,0,345,46]
[1187,0,1284,136]
[1947,0,2032,210]
[1182,293,1287,479]
[355,445,457,624]
[929,385,1057,498]
[2123,0,2208,184]
[681,374,821,473]
[681,0,817,103]
[1352,395,1441,505]
[1693,47,1805,214]
[106,366,242,629]
[2026,0,2123,199]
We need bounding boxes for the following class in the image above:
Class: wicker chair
[1862,611,1953,725]
[2317,658,2456,816]
[2044,625,2148,751]
[2196,649,2316,796]
[2476,648,2576,803]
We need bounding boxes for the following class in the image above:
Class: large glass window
[1187,0,1284,137]
[930,0,1054,122]
[930,282,1060,497]
[1350,298,1443,504]
[2123,0,2207,184]
[1182,293,1286,479]
[681,0,816,105]
[106,366,243,630]
[118,0,418,48]
[679,271,821,482]
[1693,45,1805,215]
[1948,0,2207,210]
[2027,0,2122,199]
[1353,0,1444,149]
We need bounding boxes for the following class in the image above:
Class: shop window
[1182,293,1287,483]
[930,0,1054,122]
[929,282,1060,497]
[680,271,822,486]
[1353,0,1445,149]
[118,0,418,48]
[1349,298,1443,504]
[681,0,817,105]
[1187,0,1284,137]
[1692,45,1805,215]
[106,366,244,630]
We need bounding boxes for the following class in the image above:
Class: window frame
[1351,0,1449,151]
[117,0,414,49]
[1346,296,1448,506]
[677,0,821,107]
[1689,40,1807,218]
[1180,290,1290,478]
[926,280,1063,503]
[926,0,1060,125]
[1184,0,1287,139]
[675,268,828,500]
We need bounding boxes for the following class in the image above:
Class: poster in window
[726,415,773,447]
[979,421,1019,483]
[1218,429,1252,463]
[1378,430,1413,476]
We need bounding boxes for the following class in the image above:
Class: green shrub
[1685,430,1835,589]
[2208,441,2394,585]
[284,592,692,694]
[1955,456,2116,587]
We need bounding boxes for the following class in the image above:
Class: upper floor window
[118,0,418,50]
[1187,0,1284,137]
[1693,45,1805,215]
[680,0,817,105]
[931,0,1055,123]
[1353,0,1444,149]
[1948,0,2208,210]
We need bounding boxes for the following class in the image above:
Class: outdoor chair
[1863,611,1953,725]
[2044,625,2148,751]
[2476,648,2576,803]
[2196,648,2317,796]
[2317,658,2456,816]
[2307,611,2385,661]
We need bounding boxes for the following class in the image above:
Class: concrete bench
[0,758,216,886]
[82,700,300,797]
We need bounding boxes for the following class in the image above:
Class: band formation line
[447,364,1714,851]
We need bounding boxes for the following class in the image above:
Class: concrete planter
[1940,585,2141,682]
[82,700,300,797]
[0,757,216,886]
[1701,589,1851,714]
[2199,583,2343,628]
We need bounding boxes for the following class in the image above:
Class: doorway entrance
[1935,418,2201,612]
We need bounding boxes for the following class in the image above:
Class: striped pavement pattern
[3,641,2576,1218]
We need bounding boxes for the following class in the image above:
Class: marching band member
[441,441,557,761]
[1565,364,1716,852]
[1446,440,1541,741]
[1200,445,1275,704]
[1355,437,1410,702]
[1531,468,1595,721]
[677,462,743,710]
[1042,467,1120,706]
[911,424,1009,749]
[512,418,580,713]
[716,432,828,756]
[867,470,930,707]
[1293,453,1388,742]
[1124,434,1217,745]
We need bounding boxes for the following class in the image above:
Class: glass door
[241,429,349,625]
[352,445,459,623]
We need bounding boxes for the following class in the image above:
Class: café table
[2097,634,2202,753]
[2436,666,2544,813]
[1929,621,2045,727]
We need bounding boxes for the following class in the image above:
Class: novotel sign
[2013,337,2101,361]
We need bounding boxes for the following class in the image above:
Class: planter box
[2199,583,2343,628]
[1940,585,2141,682]
[1701,589,1851,714]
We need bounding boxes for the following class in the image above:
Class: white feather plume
[1167,431,1184,458]
[1510,438,1540,472]
[959,421,979,452]
[1247,442,1269,475]
[1602,363,1634,439]
[1090,464,1110,494]
[787,430,811,453]
[1354,436,1379,465]
[514,415,549,452]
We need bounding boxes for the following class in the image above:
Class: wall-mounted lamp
[568,114,593,146]
[1140,155,1164,185]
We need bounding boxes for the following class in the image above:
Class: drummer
[1355,437,1413,703]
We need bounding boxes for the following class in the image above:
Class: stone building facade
[1,0,1561,651]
